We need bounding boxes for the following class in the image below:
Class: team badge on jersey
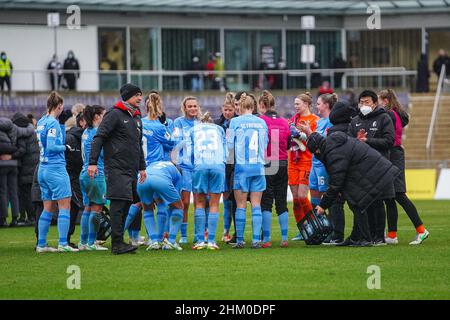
[48,128,57,137]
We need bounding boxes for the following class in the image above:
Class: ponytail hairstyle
[240,92,254,112]
[224,92,235,107]
[147,91,163,119]
[378,89,405,114]
[296,92,313,109]
[181,96,201,119]
[83,105,106,128]
[47,91,64,113]
[200,112,214,124]
[258,90,275,112]
[319,93,338,110]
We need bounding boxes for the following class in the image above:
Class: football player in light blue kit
[227,93,268,248]
[189,112,226,250]
[78,105,108,251]
[36,92,77,253]
[172,96,201,243]
[137,161,184,251]
[124,92,176,249]
[301,93,336,209]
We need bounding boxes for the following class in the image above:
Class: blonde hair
[318,93,338,110]
[181,96,201,118]
[147,92,163,119]
[296,92,313,106]
[200,112,214,123]
[378,89,405,114]
[71,103,85,117]
[224,92,235,107]
[258,90,275,112]
[240,93,254,112]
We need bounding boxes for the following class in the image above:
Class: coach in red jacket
[89,83,147,255]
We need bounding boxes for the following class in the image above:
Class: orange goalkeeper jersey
[288,113,319,171]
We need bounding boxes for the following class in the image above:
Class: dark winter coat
[0,117,34,167]
[11,112,39,184]
[348,106,395,159]
[65,126,83,179]
[315,132,400,211]
[433,55,450,77]
[89,101,146,201]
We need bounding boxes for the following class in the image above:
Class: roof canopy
[1,0,450,15]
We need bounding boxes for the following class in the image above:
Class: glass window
[131,28,158,71]
[224,30,281,91]
[161,28,219,90]
[286,30,341,89]
[98,28,126,90]
[130,28,159,90]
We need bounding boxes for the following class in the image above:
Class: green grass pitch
[0,200,449,300]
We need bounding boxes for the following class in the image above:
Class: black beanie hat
[306,132,325,154]
[329,101,358,125]
[120,83,142,102]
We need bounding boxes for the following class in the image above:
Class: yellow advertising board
[405,169,436,200]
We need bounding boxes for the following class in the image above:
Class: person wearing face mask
[348,90,395,246]
[0,51,12,97]
[306,131,400,247]
[63,50,80,91]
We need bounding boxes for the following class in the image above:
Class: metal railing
[426,65,447,154]
[8,67,417,93]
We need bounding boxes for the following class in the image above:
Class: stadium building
[0,0,449,92]
[1,0,450,184]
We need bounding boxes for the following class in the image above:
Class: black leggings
[385,193,423,232]
[261,163,288,215]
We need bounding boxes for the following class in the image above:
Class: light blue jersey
[172,116,197,170]
[190,123,226,171]
[312,117,333,166]
[163,118,175,161]
[137,161,182,205]
[81,127,104,175]
[227,114,268,177]
[36,114,66,166]
[142,117,174,165]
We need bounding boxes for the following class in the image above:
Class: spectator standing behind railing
[63,50,80,91]
[47,54,63,91]
[432,49,450,79]
[190,56,204,92]
[0,51,12,96]
[11,112,40,226]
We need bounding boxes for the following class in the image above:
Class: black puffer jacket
[0,117,34,167]
[65,126,83,178]
[348,106,395,159]
[315,132,400,211]
[89,101,146,201]
[11,113,40,184]
[214,113,237,132]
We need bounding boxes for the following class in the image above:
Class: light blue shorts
[309,164,329,192]
[180,168,193,192]
[137,175,181,206]
[38,165,72,201]
[193,169,225,194]
[233,174,266,193]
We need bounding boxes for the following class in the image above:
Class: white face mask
[360,105,373,116]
